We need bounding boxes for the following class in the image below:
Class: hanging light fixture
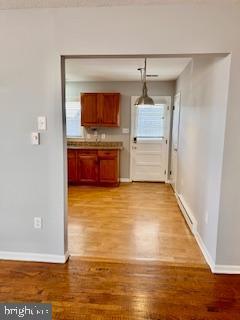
[135,58,155,106]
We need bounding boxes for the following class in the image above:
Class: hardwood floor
[1,182,240,319]
[1,258,240,319]
[68,182,206,265]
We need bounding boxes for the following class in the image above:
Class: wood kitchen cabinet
[81,93,98,126]
[67,149,77,184]
[98,150,119,185]
[68,149,120,186]
[77,151,98,184]
[81,93,120,127]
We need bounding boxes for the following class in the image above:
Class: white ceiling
[0,0,239,9]
[65,58,191,82]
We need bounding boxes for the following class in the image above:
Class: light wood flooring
[1,182,240,319]
[68,182,206,266]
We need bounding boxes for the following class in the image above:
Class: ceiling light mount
[147,74,159,78]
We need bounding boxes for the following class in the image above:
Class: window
[135,104,166,138]
[66,101,84,137]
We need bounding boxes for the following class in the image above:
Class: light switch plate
[122,128,129,134]
[34,217,42,229]
[31,132,40,145]
[101,133,106,140]
[37,116,47,131]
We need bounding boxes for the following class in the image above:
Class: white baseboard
[121,178,171,183]
[213,265,240,274]
[175,193,240,274]
[195,232,215,272]
[195,233,240,274]
[175,194,215,272]
[175,193,197,235]
[0,250,69,264]
[120,178,132,183]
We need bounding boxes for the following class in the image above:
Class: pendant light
[135,58,155,106]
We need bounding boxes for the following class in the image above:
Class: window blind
[66,101,83,137]
[135,105,166,138]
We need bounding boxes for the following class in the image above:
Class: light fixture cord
[142,58,148,97]
[144,58,147,83]
[140,68,143,83]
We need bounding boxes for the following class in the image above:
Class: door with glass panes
[130,96,171,182]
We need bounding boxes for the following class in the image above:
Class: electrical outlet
[101,133,106,140]
[34,217,42,229]
[122,128,129,134]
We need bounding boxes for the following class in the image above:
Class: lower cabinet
[67,149,77,184]
[77,152,98,184]
[68,149,120,186]
[98,150,119,185]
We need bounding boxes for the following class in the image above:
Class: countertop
[67,140,123,150]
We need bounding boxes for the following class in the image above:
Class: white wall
[66,80,175,179]
[0,4,240,266]
[0,12,66,258]
[176,55,231,262]
[216,52,240,266]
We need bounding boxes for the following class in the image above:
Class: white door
[130,96,171,182]
[170,93,181,192]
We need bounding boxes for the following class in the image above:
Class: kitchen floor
[68,182,206,266]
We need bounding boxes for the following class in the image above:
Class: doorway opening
[61,54,230,267]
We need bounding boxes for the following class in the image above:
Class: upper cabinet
[81,93,98,126]
[81,93,120,127]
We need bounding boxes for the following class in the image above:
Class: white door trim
[129,96,172,182]
[170,92,181,192]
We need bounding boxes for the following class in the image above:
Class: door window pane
[135,105,166,138]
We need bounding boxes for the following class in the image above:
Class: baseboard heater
[175,193,197,235]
